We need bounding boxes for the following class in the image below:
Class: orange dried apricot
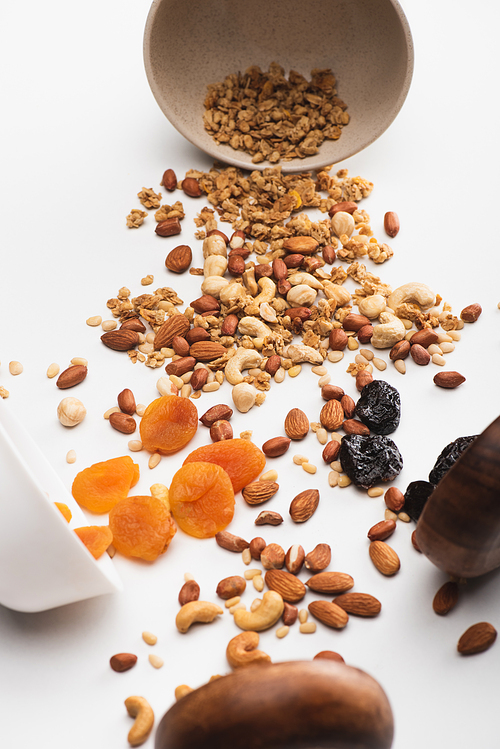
[72,456,140,514]
[139,395,198,455]
[109,495,177,561]
[169,461,235,539]
[74,525,113,559]
[54,502,72,522]
[183,439,266,493]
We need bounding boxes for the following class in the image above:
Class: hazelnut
[57,397,87,427]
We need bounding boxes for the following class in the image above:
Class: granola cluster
[203,64,350,165]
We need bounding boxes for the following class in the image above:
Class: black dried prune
[428,435,478,485]
[403,481,435,522]
[339,434,403,489]
[355,380,401,435]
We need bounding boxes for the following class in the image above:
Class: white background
[1,0,500,747]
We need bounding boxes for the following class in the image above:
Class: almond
[264,569,307,603]
[320,400,344,431]
[209,420,233,442]
[282,236,319,255]
[109,412,136,434]
[460,303,482,322]
[384,486,405,512]
[304,543,331,572]
[322,441,340,463]
[328,201,358,216]
[308,600,349,629]
[284,408,309,440]
[181,177,202,197]
[216,575,246,600]
[265,354,282,376]
[120,318,146,333]
[185,327,211,344]
[155,217,182,236]
[384,211,400,238]
[289,489,320,523]
[160,168,177,191]
[215,531,249,552]
[220,314,239,336]
[165,244,192,273]
[342,313,371,332]
[433,371,466,389]
[101,330,140,351]
[410,343,431,366]
[56,365,87,389]
[342,419,370,436]
[242,480,279,506]
[410,329,438,347]
[255,511,283,526]
[369,540,400,576]
[457,622,497,655]
[261,543,285,570]
[154,315,190,349]
[333,593,381,617]
[262,436,291,458]
[165,356,196,376]
[285,544,305,574]
[109,653,138,673]
[367,519,396,542]
[189,341,227,361]
[432,581,459,616]
[390,340,411,360]
[328,329,348,350]
[190,295,220,314]
[178,579,200,605]
[200,404,233,427]
[305,571,354,594]
[340,394,355,419]
[172,336,190,357]
[117,388,136,415]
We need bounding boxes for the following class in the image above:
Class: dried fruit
[183,439,266,493]
[139,395,198,455]
[109,495,176,561]
[289,489,320,523]
[169,462,234,538]
[339,434,403,489]
[354,380,401,435]
[428,435,477,485]
[458,622,497,655]
[74,525,113,559]
[72,456,140,514]
[403,480,435,521]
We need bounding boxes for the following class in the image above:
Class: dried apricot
[72,456,140,514]
[109,495,177,561]
[183,439,266,493]
[54,502,72,522]
[74,525,113,559]
[169,462,235,538]
[140,395,198,455]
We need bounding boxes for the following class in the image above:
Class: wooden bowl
[144,0,414,173]
[415,415,500,578]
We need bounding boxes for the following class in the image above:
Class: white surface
[1,0,500,747]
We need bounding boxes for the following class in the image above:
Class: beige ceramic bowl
[144,0,413,173]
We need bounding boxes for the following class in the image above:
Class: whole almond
[210,420,233,442]
[101,330,140,351]
[306,571,354,594]
[262,436,291,458]
[165,356,196,376]
[342,313,371,332]
[321,384,344,401]
[343,419,370,436]
[190,295,220,314]
[215,531,249,552]
[289,489,320,523]
[285,544,305,574]
[385,486,405,512]
[181,177,202,197]
[284,408,309,440]
[154,315,190,349]
[390,340,411,360]
[221,314,239,336]
[272,257,288,281]
[172,335,190,357]
[329,329,348,351]
[340,395,355,419]
[357,324,373,344]
[433,371,466,389]
[109,412,136,434]
[308,600,349,629]
[155,217,182,236]
[160,168,177,191]
[282,602,299,626]
[460,303,482,322]
[334,593,381,617]
[227,254,246,276]
[216,575,246,600]
[457,622,497,655]
[117,388,136,415]
[369,540,400,576]
[432,581,459,616]
[109,653,138,673]
[322,441,340,463]
[304,543,331,572]
[261,543,285,570]
[322,245,336,264]
[185,327,211,344]
[249,537,266,560]
[320,400,344,431]
[189,341,227,361]
[410,343,431,366]
[200,404,233,427]
[165,244,192,273]
[384,211,400,238]
[178,579,200,605]
[56,365,87,389]
[282,236,319,255]
[264,569,307,603]
[367,519,396,542]
[242,481,279,506]
[255,511,283,526]
[410,329,439,347]
[328,201,358,216]
[265,354,281,376]
[120,318,146,333]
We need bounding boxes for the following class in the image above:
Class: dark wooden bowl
[416,415,500,578]
[155,660,394,749]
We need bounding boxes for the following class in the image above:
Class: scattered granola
[126,209,148,228]
[138,187,162,209]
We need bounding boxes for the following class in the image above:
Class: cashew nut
[226,631,272,669]
[200,276,229,298]
[233,590,284,631]
[287,344,323,365]
[225,347,263,385]
[371,311,406,349]
[242,267,259,296]
[387,282,436,312]
[232,382,258,413]
[202,234,227,259]
[219,281,247,306]
[287,284,317,307]
[322,281,351,307]
[358,294,387,319]
[253,276,276,306]
[204,255,227,277]
[175,601,223,633]
[124,696,154,747]
[238,316,272,338]
[288,272,324,290]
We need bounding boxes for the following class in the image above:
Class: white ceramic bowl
[144,0,414,173]
[0,399,122,612]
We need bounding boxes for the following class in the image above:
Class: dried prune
[403,481,435,522]
[354,380,401,435]
[339,434,403,489]
[428,435,477,485]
